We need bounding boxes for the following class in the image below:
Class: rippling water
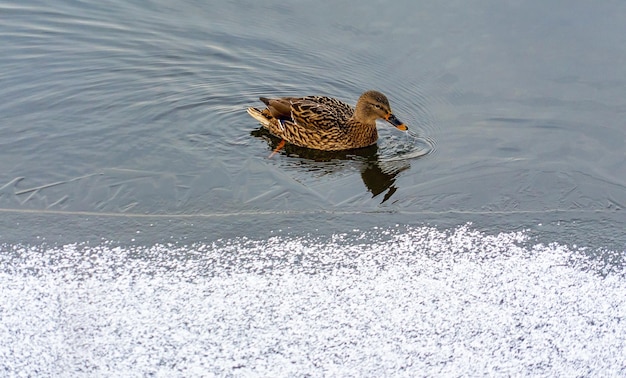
[1,0,625,375]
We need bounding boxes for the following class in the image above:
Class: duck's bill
[385,113,408,131]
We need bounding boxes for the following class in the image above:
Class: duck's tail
[246,107,272,128]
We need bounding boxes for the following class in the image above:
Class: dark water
[1,0,626,375]
[1,0,624,247]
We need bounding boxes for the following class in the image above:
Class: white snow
[1,225,625,376]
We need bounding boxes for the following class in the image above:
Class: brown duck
[247,90,408,151]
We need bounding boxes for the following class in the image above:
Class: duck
[246,90,408,152]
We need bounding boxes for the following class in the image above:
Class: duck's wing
[258,96,354,131]
[304,96,354,117]
[288,96,353,131]
[259,97,293,119]
[288,99,336,130]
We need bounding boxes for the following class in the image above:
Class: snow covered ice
[1,225,625,376]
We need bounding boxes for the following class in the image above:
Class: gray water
[1,0,625,376]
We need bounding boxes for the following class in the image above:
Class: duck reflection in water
[251,128,409,203]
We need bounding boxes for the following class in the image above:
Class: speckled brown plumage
[247,90,408,151]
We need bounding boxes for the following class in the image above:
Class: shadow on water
[251,128,414,203]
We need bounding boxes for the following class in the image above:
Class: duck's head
[356,90,408,131]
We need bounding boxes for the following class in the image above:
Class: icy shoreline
[2,226,625,376]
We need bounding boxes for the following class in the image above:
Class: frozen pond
[3,226,625,376]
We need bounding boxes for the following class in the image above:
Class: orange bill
[385,113,408,131]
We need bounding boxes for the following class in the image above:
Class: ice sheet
[1,225,625,376]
